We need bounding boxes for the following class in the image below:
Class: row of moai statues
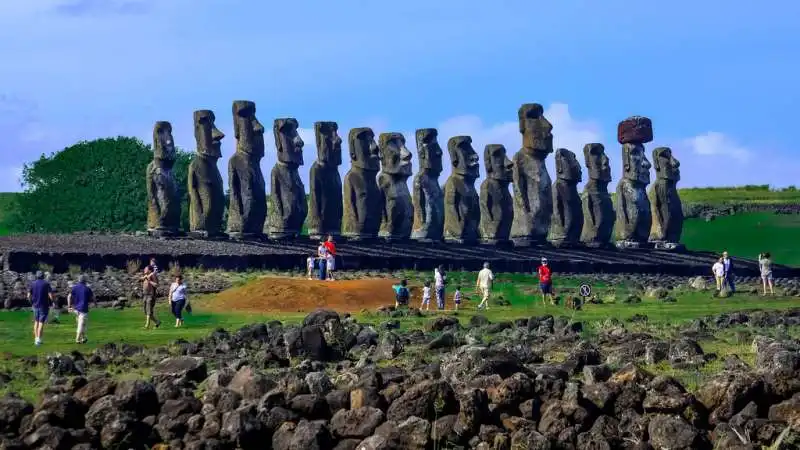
[146,101,684,249]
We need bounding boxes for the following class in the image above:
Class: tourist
[324,235,337,281]
[169,274,189,327]
[28,270,53,346]
[141,266,161,329]
[722,251,736,294]
[67,274,94,344]
[476,261,494,310]
[393,279,410,308]
[306,254,315,280]
[420,280,432,311]
[537,257,555,305]
[434,265,447,310]
[453,286,462,311]
[148,257,159,274]
[758,252,775,296]
[317,241,328,280]
[712,257,725,292]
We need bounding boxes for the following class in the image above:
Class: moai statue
[188,110,225,238]
[378,132,413,241]
[267,118,307,239]
[479,144,514,245]
[342,127,381,240]
[443,136,481,245]
[307,121,343,240]
[614,116,654,248]
[580,143,615,247]
[146,121,180,235]
[549,148,584,247]
[411,128,444,242]
[511,103,554,246]
[227,100,267,239]
[649,147,684,250]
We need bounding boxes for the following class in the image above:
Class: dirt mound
[203,277,403,313]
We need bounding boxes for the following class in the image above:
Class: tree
[8,137,193,233]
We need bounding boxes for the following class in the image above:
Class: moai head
[518,103,553,157]
[555,148,582,183]
[652,146,680,182]
[193,110,224,159]
[447,136,480,180]
[415,128,443,176]
[232,100,265,158]
[583,143,611,182]
[314,121,342,167]
[348,127,380,171]
[621,144,652,184]
[484,144,513,182]
[153,121,176,162]
[379,132,413,177]
[617,116,653,145]
[273,118,304,166]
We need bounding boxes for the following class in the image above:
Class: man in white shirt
[476,262,494,310]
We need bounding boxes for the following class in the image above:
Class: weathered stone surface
[342,128,381,240]
[580,143,615,247]
[377,133,413,241]
[146,121,180,234]
[307,121,343,240]
[267,118,307,239]
[512,103,553,246]
[615,117,653,248]
[188,110,226,237]
[411,129,444,242]
[479,144,514,245]
[227,100,267,238]
[549,148,583,247]
[649,147,684,248]
[443,136,481,244]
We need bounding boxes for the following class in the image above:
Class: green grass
[677,185,800,205]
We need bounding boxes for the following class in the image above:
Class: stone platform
[0,234,796,277]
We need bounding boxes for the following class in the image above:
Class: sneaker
[35,339,41,346]
[155,320,161,328]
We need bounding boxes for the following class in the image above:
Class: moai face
[348,127,380,171]
[379,133,413,177]
[448,136,480,180]
[484,144,513,182]
[583,143,612,183]
[518,103,553,156]
[274,118,304,166]
[193,110,224,158]
[153,121,176,161]
[555,148,582,183]
[314,121,342,166]
[652,147,680,181]
[416,128,443,176]
[232,100,265,157]
[622,144,652,184]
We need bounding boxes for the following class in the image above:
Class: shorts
[454,297,461,305]
[540,282,553,295]
[327,258,335,271]
[421,296,430,305]
[762,272,773,281]
[143,294,156,316]
[33,307,49,323]
[396,294,409,306]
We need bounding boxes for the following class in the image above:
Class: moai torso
[649,147,684,245]
[550,148,584,246]
[443,136,481,244]
[342,128,382,240]
[188,110,225,236]
[511,103,554,246]
[267,118,307,239]
[580,143,615,247]
[479,144,514,244]
[227,100,267,237]
[378,133,413,240]
[614,117,654,246]
[411,128,444,242]
[307,122,343,240]
[146,121,180,234]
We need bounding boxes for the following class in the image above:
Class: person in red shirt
[537,257,554,305]
[323,235,337,280]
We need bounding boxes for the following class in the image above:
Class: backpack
[396,286,410,304]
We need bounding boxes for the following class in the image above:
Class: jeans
[436,286,445,309]
[725,274,736,293]
[171,299,186,320]
[318,259,327,280]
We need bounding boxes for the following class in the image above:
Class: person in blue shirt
[393,279,410,308]
[28,271,53,346]
[67,274,95,344]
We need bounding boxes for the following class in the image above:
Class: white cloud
[682,131,751,162]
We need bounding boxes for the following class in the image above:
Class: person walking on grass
[324,235,337,281]
[141,266,161,329]
[67,274,94,344]
[393,279,410,308]
[420,280,432,311]
[758,252,775,296]
[435,265,447,310]
[453,286,462,311]
[29,271,53,346]
[537,257,555,305]
[476,262,494,310]
[722,251,736,294]
[169,274,189,327]
[712,257,725,293]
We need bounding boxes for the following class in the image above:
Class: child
[712,257,725,292]
[326,250,335,281]
[307,254,315,280]
[393,279,410,308]
[453,286,462,311]
[420,281,431,311]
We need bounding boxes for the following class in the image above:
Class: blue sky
[1,0,798,192]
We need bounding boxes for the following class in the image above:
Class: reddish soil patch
[204,277,403,313]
